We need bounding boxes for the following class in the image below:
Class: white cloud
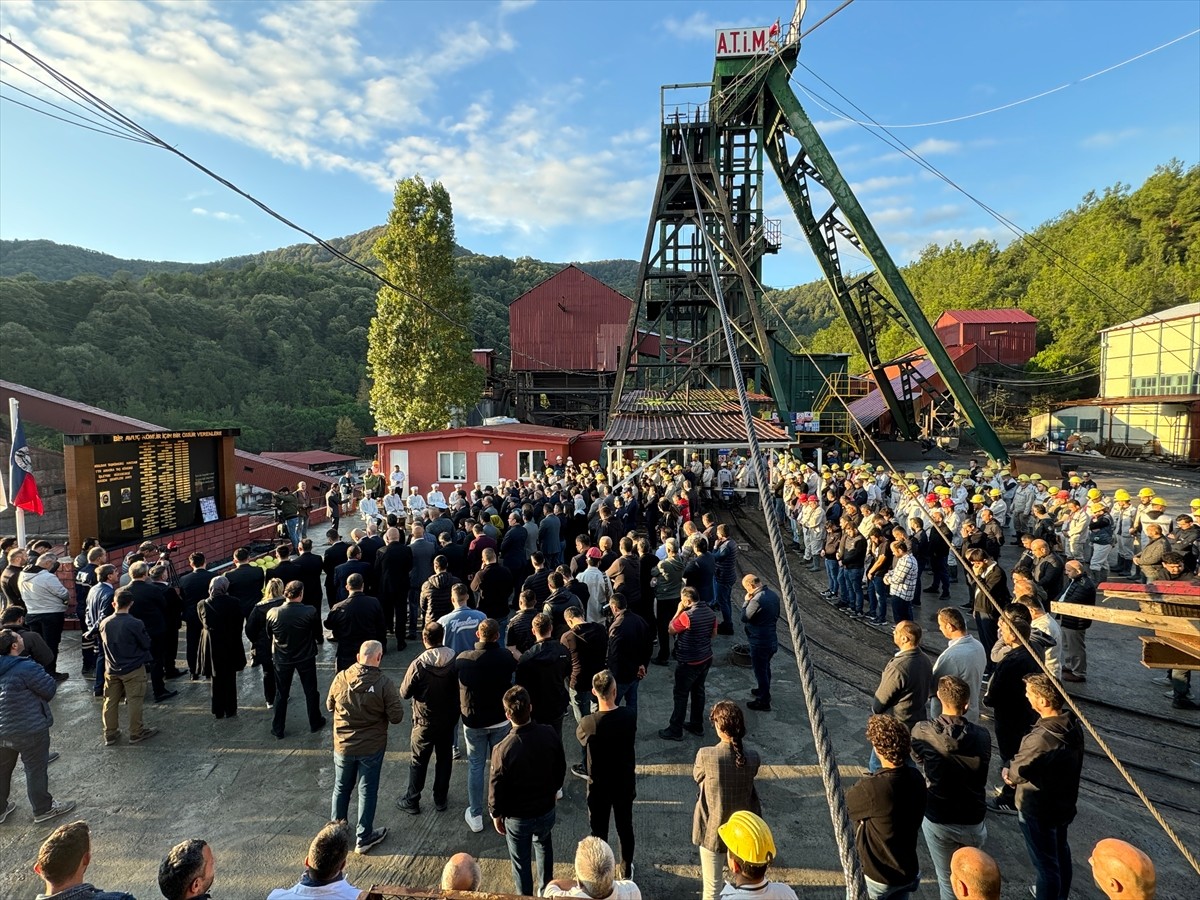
[850,175,915,194]
[872,138,962,164]
[664,11,742,41]
[3,0,651,237]
[813,118,856,135]
[191,207,242,223]
[1080,128,1140,149]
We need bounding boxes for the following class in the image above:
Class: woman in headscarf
[197,575,246,719]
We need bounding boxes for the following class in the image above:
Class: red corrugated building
[934,309,1038,366]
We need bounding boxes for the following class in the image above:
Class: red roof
[262,450,361,466]
[366,423,583,444]
[936,308,1038,325]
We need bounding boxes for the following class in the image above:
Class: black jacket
[560,621,608,691]
[506,609,538,655]
[577,705,637,792]
[420,572,462,629]
[456,640,517,728]
[542,588,579,640]
[177,569,214,624]
[971,562,1010,618]
[983,646,1041,759]
[197,592,246,678]
[488,720,566,820]
[846,765,927,887]
[358,535,385,568]
[374,541,413,606]
[607,610,652,683]
[516,638,571,723]
[266,601,321,667]
[682,553,716,606]
[323,540,350,598]
[400,645,460,731]
[245,596,286,667]
[226,564,266,617]
[125,580,166,637]
[324,592,387,663]
[1032,552,1066,601]
[269,558,303,591]
[1057,573,1096,631]
[99,611,153,676]
[295,551,325,608]
[606,556,641,607]
[910,715,991,825]
[1010,712,1085,825]
[472,563,515,620]
[332,559,373,604]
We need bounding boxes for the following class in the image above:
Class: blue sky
[0,0,1197,288]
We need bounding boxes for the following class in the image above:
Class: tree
[367,176,484,433]
[331,416,365,457]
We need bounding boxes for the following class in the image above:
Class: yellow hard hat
[1089,501,1106,513]
[1138,488,1155,498]
[1087,488,1102,500]
[935,486,952,496]
[989,489,1001,497]
[1190,498,1200,509]
[970,494,985,503]
[1017,474,1029,482]
[717,810,776,866]
[1069,476,1082,485]
[909,484,920,493]
[1151,497,1167,507]
[1029,473,1042,482]
[1113,489,1131,502]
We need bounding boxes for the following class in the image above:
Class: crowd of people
[0,451,1188,898]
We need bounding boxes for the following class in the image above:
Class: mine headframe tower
[611,16,1008,464]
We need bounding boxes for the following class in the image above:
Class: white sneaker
[464,807,484,833]
[556,788,563,800]
[0,800,15,824]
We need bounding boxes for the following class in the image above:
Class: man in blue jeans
[456,618,517,833]
[489,685,566,896]
[740,573,779,712]
[326,640,404,855]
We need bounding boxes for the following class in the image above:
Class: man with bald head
[1090,839,1156,900]
[441,852,482,892]
[950,847,1000,900]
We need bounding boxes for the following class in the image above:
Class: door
[388,449,409,491]
[476,451,500,487]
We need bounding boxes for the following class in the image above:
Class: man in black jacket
[984,612,1041,814]
[471,549,515,642]
[266,581,325,739]
[846,714,927,898]
[324,573,387,672]
[523,552,553,606]
[515,614,570,738]
[295,539,325,620]
[374,527,413,651]
[268,544,303,592]
[98,589,158,746]
[488,685,566,897]
[125,562,175,702]
[542,572,577,640]
[506,589,540,656]
[870,620,933,771]
[911,676,992,900]
[924,512,953,602]
[1005,673,1084,900]
[420,556,462,631]
[561,606,607,779]
[457,618,517,834]
[966,550,1009,671]
[322,529,350,611]
[606,593,652,718]
[1056,560,1095,685]
[332,545,372,605]
[177,553,214,680]
[226,548,266,620]
[398,621,460,815]
[576,669,637,880]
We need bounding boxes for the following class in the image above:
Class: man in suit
[268,544,303,592]
[226,547,266,619]
[324,573,387,672]
[294,539,325,623]
[177,552,214,680]
[124,561,175,702]
[322,529,350,611]
[332,545,372,605]
[375,526,413,651]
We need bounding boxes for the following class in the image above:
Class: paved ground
[1,458,1198,898]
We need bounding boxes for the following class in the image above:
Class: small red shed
[366,423,585,491]
[934,309,1038,366]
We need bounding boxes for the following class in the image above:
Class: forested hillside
[802,160,1199,376]
[0,160,1192,451]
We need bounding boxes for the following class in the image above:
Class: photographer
[274,486,302,548]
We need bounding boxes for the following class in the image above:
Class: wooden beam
[1050,601,1200,636]
[1140,636,1200,670]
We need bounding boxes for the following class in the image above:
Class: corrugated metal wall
[509,266,632,372]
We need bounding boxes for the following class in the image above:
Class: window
[1079,418,1099,433]
[518,449,547,479]
[437,451,466,481]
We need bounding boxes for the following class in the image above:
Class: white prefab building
[1098,302,1199,462]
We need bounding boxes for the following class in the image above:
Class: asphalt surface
[1,456,1198,899]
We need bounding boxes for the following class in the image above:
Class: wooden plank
[1050,601,1200,635]
[1141,636,1200,670]
[1099,581,1200,598]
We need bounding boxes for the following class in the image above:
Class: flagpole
[9,397,26,547]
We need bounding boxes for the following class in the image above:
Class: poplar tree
[367,176,483,433]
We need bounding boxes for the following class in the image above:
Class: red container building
[934,309,1038,366]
